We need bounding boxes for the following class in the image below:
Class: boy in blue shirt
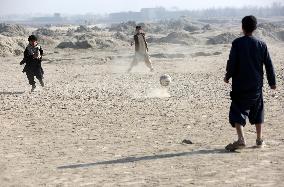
[224,15,276,151]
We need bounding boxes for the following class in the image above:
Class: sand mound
[95,38,118,49]
[32,28,58,46]
[146,36,159,43]
[66,28,75,36]
[36,35,56,46]
[154,32,198,45]
[91,26,103,31]
[202,24,212,31]
[75,25,91,32]
[258,23,279,32]
[254,30,278,40]
[276,30,284,41]
[75,33,97,40]
[113,32,130,42]
[57,38,117,49]
[0,23,28,37]
[56,40,93,49]
[254,23,284,41]
[184,25,200,32]
[160,18,189,31]
[156,17,203,33]
[136,22,164,33]
[32,28,58,37]
[109,21,136,34]
[0,35,26,57]
[156,20,177,31]
[207,32,239,44]
[108,18,201,34]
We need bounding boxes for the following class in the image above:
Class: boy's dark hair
[136,26,142,30]
[242,15,257,33]
[28,35,38,41]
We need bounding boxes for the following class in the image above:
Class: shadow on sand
[0,91,25,95]
[57,148,233,169]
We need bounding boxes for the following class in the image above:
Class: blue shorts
[229,92,264,127]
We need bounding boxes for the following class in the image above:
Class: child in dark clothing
[20,35,44,92]
[224,15,276,151]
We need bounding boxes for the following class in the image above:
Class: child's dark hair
[28,35,38,41]
[242,15,257,33]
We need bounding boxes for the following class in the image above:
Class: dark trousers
[25,67,44,85]
[229,91,264,127]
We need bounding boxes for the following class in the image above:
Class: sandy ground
[0,38,284,186]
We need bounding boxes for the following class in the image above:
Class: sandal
[225,140,246,151]
[256,139,265,148]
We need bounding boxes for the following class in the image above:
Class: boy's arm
[39,46,43,56]
[21,48,30,65]
[263,44,276,88]
[20,49,27,65]
[133,35,139,51]
[224,41,237,82]
[143,35,149,52]
[130,36,135,46]
[39,46,43,60]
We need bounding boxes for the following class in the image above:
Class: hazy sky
[0,0,282,15]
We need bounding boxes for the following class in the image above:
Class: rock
[182,139,193,144]
[32,28,57,37]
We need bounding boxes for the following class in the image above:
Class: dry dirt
[0,22,284,186]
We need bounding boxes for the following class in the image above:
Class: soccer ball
[160,74,171,87]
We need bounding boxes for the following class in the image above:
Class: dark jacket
[22,44,43,73]
[225,35,276,98]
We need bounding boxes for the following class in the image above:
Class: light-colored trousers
[128,52,153,72]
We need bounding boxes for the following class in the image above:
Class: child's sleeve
[39,46,43,60]
[225,41,238,81]
[24,48,30,59]
[39,46,43,56]
[133,35,138,50]
[143,35,148,51]
[263,44,276,86]
[20,48,28,65]
[134,35,137,42]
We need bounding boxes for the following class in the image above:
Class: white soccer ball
[160,74,171,87]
